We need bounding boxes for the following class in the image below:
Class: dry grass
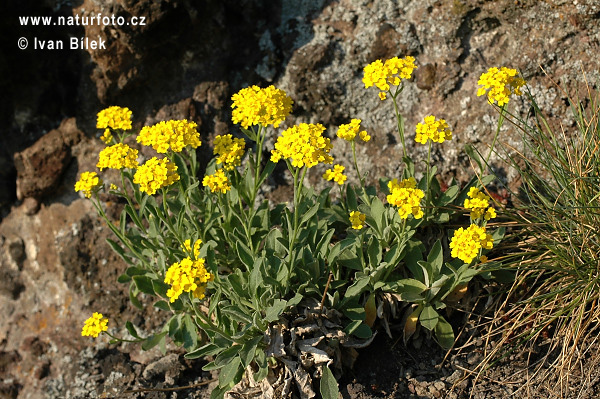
[459,73,600,398]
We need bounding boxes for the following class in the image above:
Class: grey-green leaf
[320,365,339,399]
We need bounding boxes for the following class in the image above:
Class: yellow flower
[181,238,203,259]
[450,224,494,264]
[323,164,347,185]
[231,85,293,129]
[97,143,139,170]
[81,312,109,338]
[337,119,370,142]
[100,129,113,144]
[137,120,201,153]
[363,56,417,100]
[213,134,246,170]
[202,169,231,194]
[349,211,366,229]
[415,115,452,144]
[74,171,102,198]
[109,183,118,190]
[477,67,525,106]
[387,177,424,219]
[164,257,213,302]
[464,187,496,221]
[133,157,180,195]
[97,106,133,131]
[270,123,333,168]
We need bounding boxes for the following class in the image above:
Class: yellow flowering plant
[76,60,512,397]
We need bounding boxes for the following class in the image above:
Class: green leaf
[320,365,339,399]
[464,144,483,172]
[300,201,319,226]
[210,384,229,399]
[133,275,155,296]
[436,184,460,206]
[119,208,127,235]
[106,238,133,265]
[341,276,370,307]
[125,266,147,276]
[258,161,276,187]
[154,300,171,311]
[389,279,427,302]
[427,240,444,277]
[141,331,167,351]
[346,184,358,211]
[367,237,382,268]
[420,305,439,331]
[352,323,373,339]
[264,299,287,322]
[253,350,268,382]
[405,240,425,282]
[239,336,263,368]
[213,345,242,367]
[117,273,131,283]
[182,314,198,350]
[125,321,141,339]
[317,228,335,259]
[435,316,455,349]
[152,279,170,298]
[370,197,385,232]
[219,356,242,388]
[129,282,143,310]
[185,343,223,359]
[222,306,253,324]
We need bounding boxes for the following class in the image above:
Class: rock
[415,63,436,90]
[14,118,82,200]
[142,353,182,384]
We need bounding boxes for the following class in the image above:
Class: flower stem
[391,86,407,158]
[425,140,432,220]
[485,104,506,170]
[351,141,371,206]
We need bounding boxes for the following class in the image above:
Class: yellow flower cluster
[97,143,139,170]
[387,177,424,219]
[231,85,293,129]
[137,120,201,153]
[181,238,203,259]
[464,187,496,220]
[449,224,494,263]
[477,67,525,106]
[96,106,133,131]
[100,130,113,144]
[271,123,334,168]
[415,115,452,144]
[337,119,370,142]
[133,157,180,195]
[213,134,246,170]
[164,257,213,302]
[363,56,418,100]
[74,171,102,198]
[323,164,347,185]
[349,211,366,230]
[202,169,231,194]
[81,312,108,338]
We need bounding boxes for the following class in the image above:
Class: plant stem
[91,196,149,268]
[104,331,144,343]
[426,140,432,220]
[352,141,371,206]
[318,272,333,317]
[485,104,507,170]
[391,86,407,158]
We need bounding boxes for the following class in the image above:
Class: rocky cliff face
[1,0,599,398]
